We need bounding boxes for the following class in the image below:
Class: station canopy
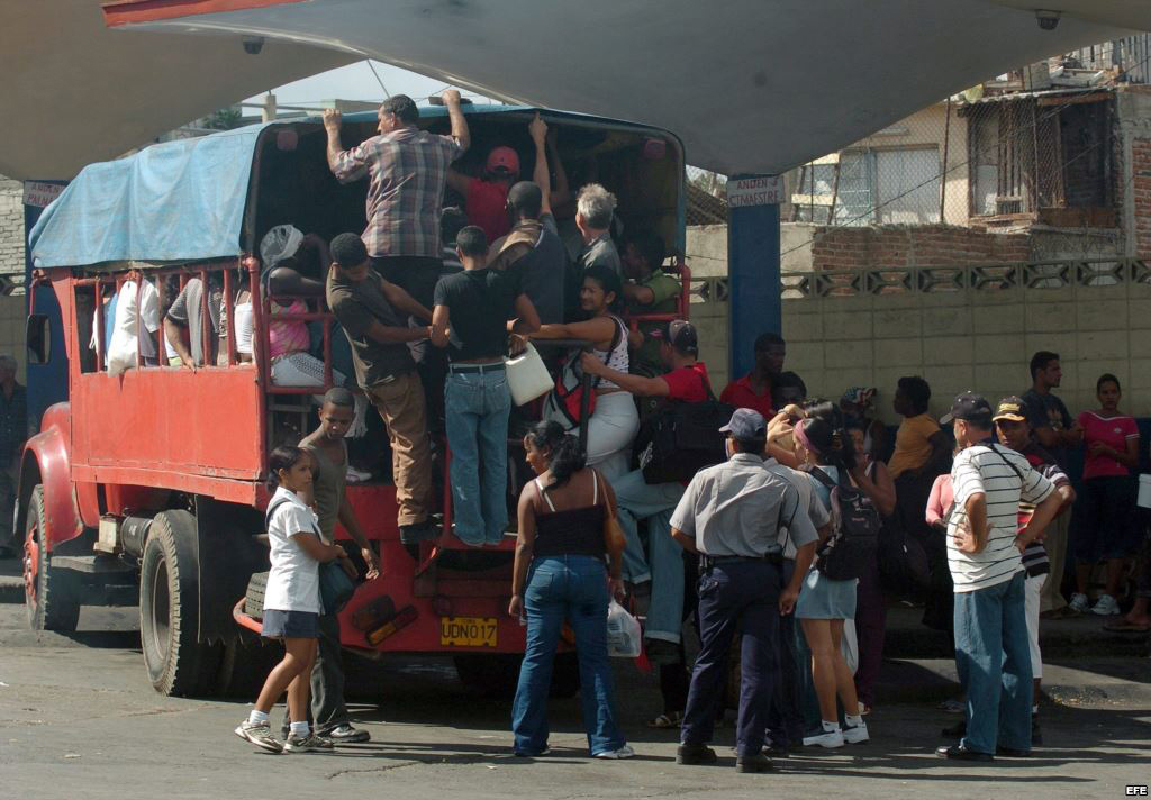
[5,1,1151,180]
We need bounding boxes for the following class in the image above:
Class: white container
[1138,474,1151,509]
[505,343,553,406]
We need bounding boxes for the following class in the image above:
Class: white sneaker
[1068,592,1089,613]
[234,721,282,753]
[803,728,845,748]
[1091,593,1121,616]
[843,722,870,744]
[595,744,635,759]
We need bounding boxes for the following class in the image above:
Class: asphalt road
[1,603,1149,800]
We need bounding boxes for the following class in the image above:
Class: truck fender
[16,403,83,554]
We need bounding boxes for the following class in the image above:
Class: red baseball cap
[486,146,520,175]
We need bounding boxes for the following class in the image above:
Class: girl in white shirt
[234,446,350,754]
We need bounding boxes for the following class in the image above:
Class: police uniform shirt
[670,452,801,557]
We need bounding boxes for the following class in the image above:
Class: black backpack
[634,369,735,484]
[808,466,881,581]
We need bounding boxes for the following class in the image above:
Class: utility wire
[365,60,391,99]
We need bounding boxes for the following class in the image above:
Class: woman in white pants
[532,266,638,482]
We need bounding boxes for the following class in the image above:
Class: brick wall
[1133,137,1151,259]
[0,175,24,279]
[810,225,1033,270]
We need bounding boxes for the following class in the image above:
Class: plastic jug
[505,342,552,406]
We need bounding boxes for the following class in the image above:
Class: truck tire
[244,571,268,619]
[24,485,81,632]
[215,632,280,698]
[139,510,217,697]
[24,485,82,632]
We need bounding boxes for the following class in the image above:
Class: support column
[726,174,781,380]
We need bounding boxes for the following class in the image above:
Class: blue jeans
[511,556,625,756]
[681,560,781,756]
[613,470,686,643]
[445,369,511,546]
[954,572,1033,754]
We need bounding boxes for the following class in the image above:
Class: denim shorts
[261,609,319,639]
[796,568,858,620]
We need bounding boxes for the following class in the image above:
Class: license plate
[440,616,498,648]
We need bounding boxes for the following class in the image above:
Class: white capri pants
[545,389,639,482]
[1025,572,1046,680]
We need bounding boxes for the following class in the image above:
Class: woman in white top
[234,446,351,755]
[531,265,639,481]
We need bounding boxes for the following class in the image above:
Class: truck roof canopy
[30,106,681,268]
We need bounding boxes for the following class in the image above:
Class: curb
[0,579,22,604]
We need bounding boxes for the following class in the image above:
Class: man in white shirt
[937,392,1062,763]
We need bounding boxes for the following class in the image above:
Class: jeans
[681,561,781,756]
[281,612,349,736]
[511,555,625,756]
[954,572,1033,754]
[445,370,511,546]
[766,559,804,747]
[854,554,887,708]
[613,470,686,643]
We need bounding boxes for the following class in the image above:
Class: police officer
[669,408,816,773]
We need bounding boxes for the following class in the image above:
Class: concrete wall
[0,175,23,279]
[782,275,1151,424]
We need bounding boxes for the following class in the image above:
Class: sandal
[646,711,683,729]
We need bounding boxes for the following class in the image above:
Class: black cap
[650,319,698,354]
[942,391,993,425]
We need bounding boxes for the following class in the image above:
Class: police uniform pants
[681,560,781,756]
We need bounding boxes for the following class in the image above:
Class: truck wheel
[243,571,268,619]
[139,510,217,696]
[24,485,81,632]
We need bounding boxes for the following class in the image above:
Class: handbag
[319,560,355,615]
[550,318,622,427]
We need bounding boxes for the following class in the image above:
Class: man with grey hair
[576,183,622,278]
[0,354,27,558]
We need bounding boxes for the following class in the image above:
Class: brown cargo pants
[367,371,432,527]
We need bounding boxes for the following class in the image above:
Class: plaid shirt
[331,127,466,258]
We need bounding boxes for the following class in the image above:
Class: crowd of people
[43,90,1148,767]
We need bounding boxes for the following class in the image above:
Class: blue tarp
[29,124,265,268]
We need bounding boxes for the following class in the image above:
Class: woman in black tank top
[508,421,632,760]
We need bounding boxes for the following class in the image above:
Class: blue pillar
[726,174,781,380]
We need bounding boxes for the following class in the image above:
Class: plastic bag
[841,617,859,675]
[606,599,642,658]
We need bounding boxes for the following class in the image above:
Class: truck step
[52,555,136,575]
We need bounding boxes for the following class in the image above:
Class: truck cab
[20,103,689,697]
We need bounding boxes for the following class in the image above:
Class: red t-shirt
[662,362,711,403]
[466,179,512,244]
[719,373,774,419]
[1077,410,1139,479]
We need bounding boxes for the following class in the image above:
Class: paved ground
[1,601,1149,800]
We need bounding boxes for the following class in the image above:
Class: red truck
[20,104,690,697]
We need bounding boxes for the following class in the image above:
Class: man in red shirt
[580,320,709,663]
[446,146,520,244]
[720,333,786,419]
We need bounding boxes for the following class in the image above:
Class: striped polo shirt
[947,442,1054,592]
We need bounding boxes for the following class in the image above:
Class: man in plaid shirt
[324,89,470,309]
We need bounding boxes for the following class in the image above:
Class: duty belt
[700,553,783,570]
